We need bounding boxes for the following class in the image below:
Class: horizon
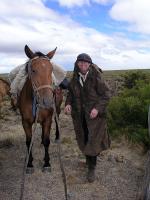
[1,68,150,76]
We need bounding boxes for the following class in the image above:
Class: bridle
[27,56,54,108]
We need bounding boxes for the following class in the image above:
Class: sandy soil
[0,100,146,200]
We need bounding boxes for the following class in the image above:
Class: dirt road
[0,101,146,200]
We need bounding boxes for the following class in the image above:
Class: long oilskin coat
[65,64,110,156]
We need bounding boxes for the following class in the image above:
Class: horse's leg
[41,128,44,144]
[54,88,63,143]
[42,119,52,172]
[22,119,34,173]
[55,116,60,143]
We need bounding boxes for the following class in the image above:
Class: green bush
[108,72,150,148]
[122,71,149,89]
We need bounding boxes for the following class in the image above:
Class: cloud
[0,0,150,73]
[54,0,150,35]
[92,0,113,5]
[52,0,112,7]
[52,0,90,8]
[110,0,150,34]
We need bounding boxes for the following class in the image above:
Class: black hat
[76,53,92,64]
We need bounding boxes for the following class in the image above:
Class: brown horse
[0,78,10,108]
[19,45,63,173]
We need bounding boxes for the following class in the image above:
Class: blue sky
[0,0,150,73]
[46,1,111,31]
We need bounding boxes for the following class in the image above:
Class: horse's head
[25,45,57,109]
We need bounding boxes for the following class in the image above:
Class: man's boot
[86,156,97,183]
[87,167,95,183]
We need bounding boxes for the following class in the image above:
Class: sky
[0,0,150,73]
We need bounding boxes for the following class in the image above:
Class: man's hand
[64,105,72,114]
[90,108,98,119]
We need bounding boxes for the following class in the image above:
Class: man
[64,53,110,183]
[9,62,68,109]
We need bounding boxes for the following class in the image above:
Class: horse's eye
[32,69,36,73]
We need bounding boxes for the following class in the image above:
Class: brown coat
[65,64,110,156]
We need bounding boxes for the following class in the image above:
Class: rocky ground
[0,100,146,200]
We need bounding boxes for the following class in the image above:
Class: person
[64,53,110,183]
[9,62,68,109]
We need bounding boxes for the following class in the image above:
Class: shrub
[108,72,150,148]
[122,71,149,89]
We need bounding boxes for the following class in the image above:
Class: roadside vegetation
[107,71,150,149]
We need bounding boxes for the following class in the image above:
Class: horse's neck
[21,78,33,100]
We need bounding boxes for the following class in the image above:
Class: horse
[0,78,10,108]
[18,45,63,173]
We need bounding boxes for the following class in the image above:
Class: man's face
[77,61,90,75]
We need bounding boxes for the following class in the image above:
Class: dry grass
[61,136,73,144]
[0,70,148,199]
[0,138,14,149]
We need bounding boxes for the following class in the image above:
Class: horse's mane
[0,77,10,86]
[34,51,47,57]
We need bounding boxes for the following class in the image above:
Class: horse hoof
[42,166,51,173]
[55,139,60,144]
[26,167,34,174]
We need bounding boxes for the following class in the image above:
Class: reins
[53,97,68,200]
[19,106,40,200]
[19,56,68,199]
[19,97,68,200]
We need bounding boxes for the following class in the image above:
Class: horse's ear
[47,47,57,59]
[24,45,35,59]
